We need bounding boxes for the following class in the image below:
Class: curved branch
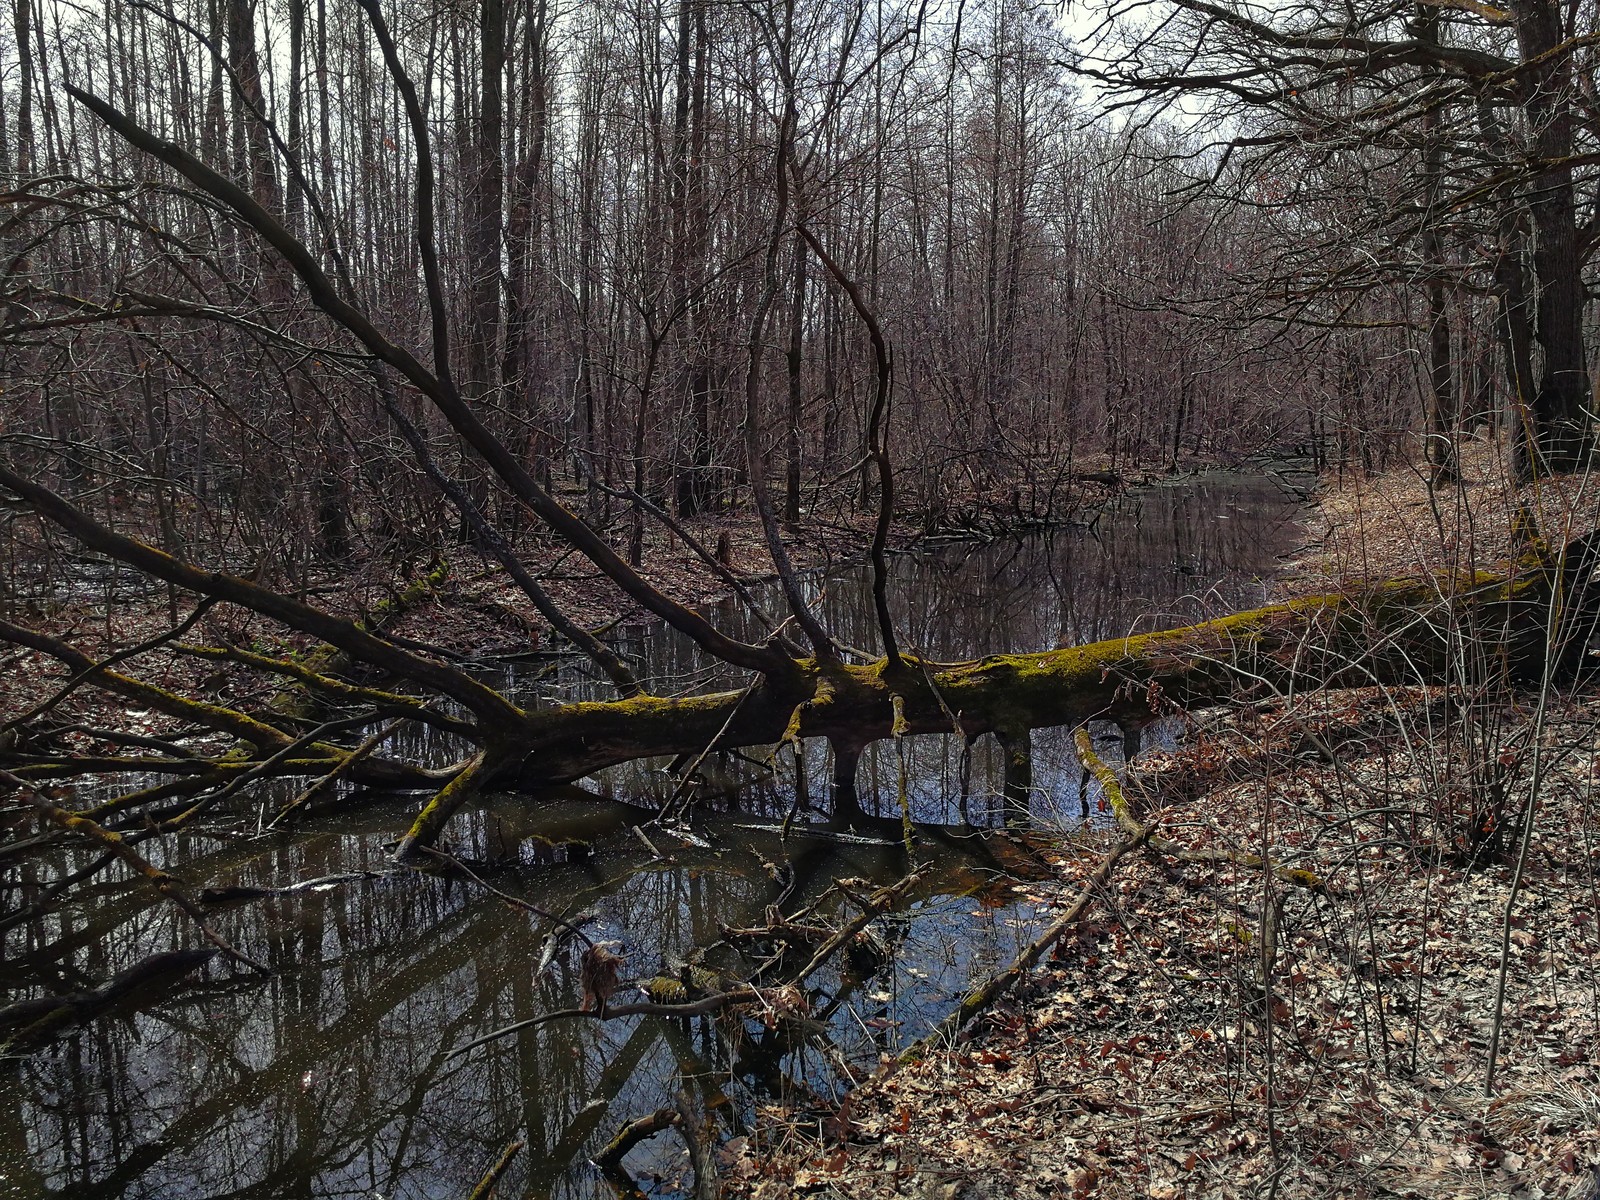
[798,223,901,672]
[62,84,788,677]
[376,371,642,697]
[0,615,292,750]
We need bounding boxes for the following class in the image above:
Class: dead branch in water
[445,868,929,1059]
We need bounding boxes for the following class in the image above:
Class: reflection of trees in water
[542,477,1298,705]
[4,806,1043,1199]
[8,824,612,1197]
[581,476,1296,819]
[890,477,1298,660]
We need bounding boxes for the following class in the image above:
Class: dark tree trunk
[460,0,506,538]
[11,0,33,179]
[1418,66,1458,480]
[1477,97,1540,477]
[1513,0,1595,471]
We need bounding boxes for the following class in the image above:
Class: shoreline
[726,441,1600,1200]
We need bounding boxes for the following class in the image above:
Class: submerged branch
[466,1139,525,1200]
[891,832,1144,1067]
[446,868,929,1058]
[0,948,218,1048]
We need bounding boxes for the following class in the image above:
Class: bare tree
[1079,0,1600,472]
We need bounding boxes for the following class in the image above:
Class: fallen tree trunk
[495,562,1556,788]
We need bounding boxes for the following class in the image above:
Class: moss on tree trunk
[491,566,1554,789]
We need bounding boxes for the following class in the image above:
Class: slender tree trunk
[501,0,549,500]
[784,226,806,524]
[464,0,506,532]
[11,0,34,179]
[1418,62,1458,480]
[285,0,305,227]
[1477,97,1539,477]
[225,0,279,208]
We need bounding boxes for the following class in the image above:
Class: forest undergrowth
[726,439,1600,1200]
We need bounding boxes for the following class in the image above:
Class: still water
[0,472,1302,1199]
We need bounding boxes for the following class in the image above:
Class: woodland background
[1,0,1525,600]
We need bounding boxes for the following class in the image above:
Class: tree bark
[1513,0,1595,470]
[493,563,1557,788]
[784,226,806,525]
[1417,32,1458,480]
[11,0,33,179]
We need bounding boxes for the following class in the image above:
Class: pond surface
[0,471,1303,1200]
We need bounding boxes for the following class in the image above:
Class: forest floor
[725,434,1600,1200]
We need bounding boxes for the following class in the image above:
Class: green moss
[493,561,1563,787]
[641,977,689,1004]
[188,643,434,712]
[89,666,287,749]
[394,756,487,860]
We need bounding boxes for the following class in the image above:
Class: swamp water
[0,471,1303,1199]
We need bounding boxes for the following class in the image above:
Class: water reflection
[0,472,1301,1199]
[4,801,1053,1200]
